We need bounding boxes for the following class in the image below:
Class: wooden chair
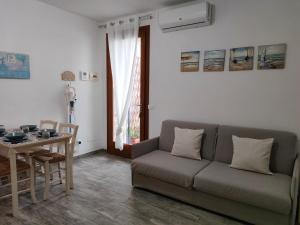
[33,123,78,200]
[37,120,59,156]
[40,120,58,130]
[0,155,36,203]
[21,120,58,156]
[20,120,58,180]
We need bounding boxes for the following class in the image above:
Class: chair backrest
[58,123,79,155]
[40,120,58,130]
[214,125,297,176]
[159,120,218,160]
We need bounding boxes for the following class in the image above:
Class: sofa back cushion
[159,120,218,161]
[215,125,297,176]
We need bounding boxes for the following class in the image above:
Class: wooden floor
[0,152,247,225]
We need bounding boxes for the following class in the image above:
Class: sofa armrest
[291,155,299,224]
[291,155,299,200]
[131,137,159,159]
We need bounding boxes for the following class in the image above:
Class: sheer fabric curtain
[107,17,139,150]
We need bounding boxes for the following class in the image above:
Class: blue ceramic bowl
[38,129,56,136]
[20,125,37,132]
[0,127,5,133]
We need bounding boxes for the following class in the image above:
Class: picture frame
[0,51,30,79]
[204,49,226,72]
[181,51,200,72]
[229,47,254,71]
[257,44,287,70]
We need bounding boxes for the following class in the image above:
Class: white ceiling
[36,0,193,23]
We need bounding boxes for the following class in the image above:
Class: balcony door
[106,25,150,158]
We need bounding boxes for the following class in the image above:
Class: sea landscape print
[229,47,254,71]
[258,44,286,70]
[204,50,226,72]
[181,51,200,72]
[0,51,30,79]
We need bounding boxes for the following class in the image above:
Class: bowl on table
[0,125,5,133]
[0,126,6,137]
[20,125,37,132]
[38,129,57,137]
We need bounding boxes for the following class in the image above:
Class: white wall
[0,0,106,155]
[147,0,300,138]
[8,0,297,154]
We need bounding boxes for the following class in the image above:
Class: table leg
[70,147,74,189]
[65,141,70,194]
[9,148,19,217]
[29,157,37,203]
[44,161,50,200]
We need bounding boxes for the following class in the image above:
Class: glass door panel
[106,25,149,158]
[113,38,142,145]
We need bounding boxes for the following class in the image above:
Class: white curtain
[107,17,139,150]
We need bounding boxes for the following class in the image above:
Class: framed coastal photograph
[229,47,254,71]
[204,50,226,72]
[181,51,200,72]
[0,51,30,79]
[257,44,287,70]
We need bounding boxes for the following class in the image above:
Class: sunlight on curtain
[107,17,139,150]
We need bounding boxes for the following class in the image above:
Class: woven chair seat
[0,159,30,177]
[20,147,50,156]
[34,153,65,164]
[0,155,8,162]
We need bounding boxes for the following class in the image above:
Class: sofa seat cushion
[193,161,292,215]
[132,150,210,188]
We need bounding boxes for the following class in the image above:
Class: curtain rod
[98,14,153,29]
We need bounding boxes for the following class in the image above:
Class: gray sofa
[131,120,299,225]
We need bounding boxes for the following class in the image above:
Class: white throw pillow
[230,135,274,175]
[171,127,204,160]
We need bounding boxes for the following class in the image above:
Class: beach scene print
[229,47,254,71]
[0,52,30,79]
[258,44,286,70]
[204,50,226,72]
[181,51,200,72]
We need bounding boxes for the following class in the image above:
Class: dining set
[0,120,79,217]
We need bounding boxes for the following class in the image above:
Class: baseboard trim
[74,149,106,160]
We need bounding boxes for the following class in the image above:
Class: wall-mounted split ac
[158,1,214,33]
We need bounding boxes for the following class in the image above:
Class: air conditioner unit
[158,1,214,33]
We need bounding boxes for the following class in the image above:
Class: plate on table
[37,133,59,138]
[5,132,27,141]
[3,136,28,144]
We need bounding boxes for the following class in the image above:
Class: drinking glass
[22,126,30,133]
[42,131,50,139]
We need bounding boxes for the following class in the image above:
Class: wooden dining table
[0,132,73,217]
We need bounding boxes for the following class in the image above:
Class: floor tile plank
[0,152,246,225]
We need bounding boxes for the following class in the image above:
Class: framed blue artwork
[0,51,30,79]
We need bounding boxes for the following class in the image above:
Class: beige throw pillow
[171,127,204,160]
[230,135,274,175]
